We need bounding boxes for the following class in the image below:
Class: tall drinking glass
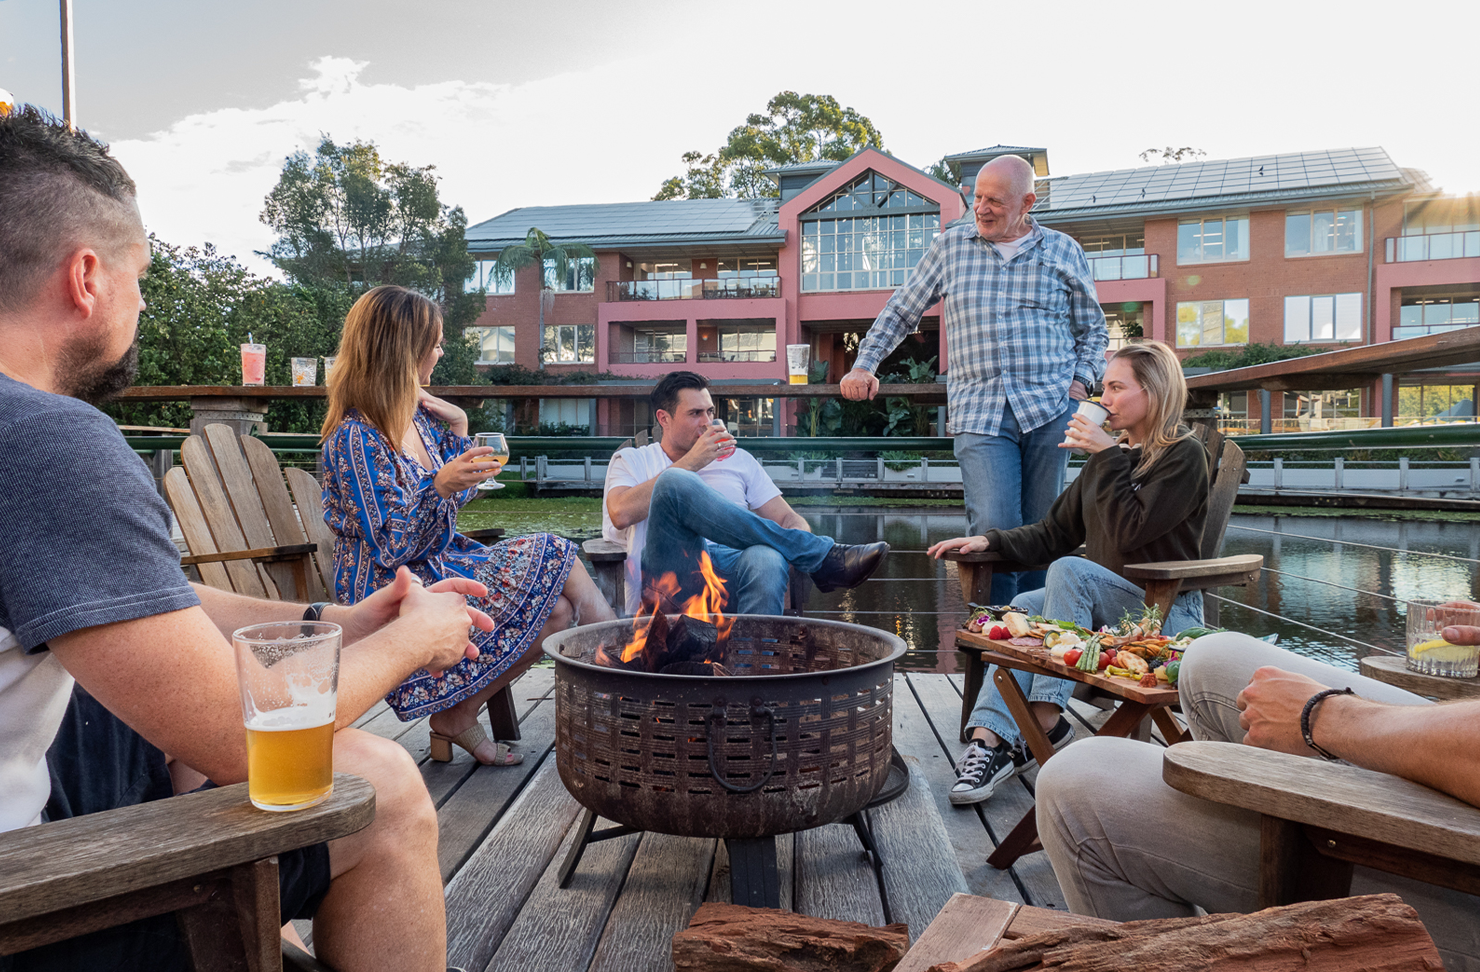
[240,343,267,386]
[232,620,340,811]
[473,432,509,491]
[1406,599,1480,678]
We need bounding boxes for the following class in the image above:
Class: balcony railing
[697,350,777,363]
[1386,232,1480,263]
[1088,253,1158,281]
[607,277,783,302]
[608,350,687,364]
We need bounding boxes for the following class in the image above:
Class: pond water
[798,510,1480,674]
[464,502,1480,675]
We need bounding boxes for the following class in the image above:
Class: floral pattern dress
[322,406,576,720]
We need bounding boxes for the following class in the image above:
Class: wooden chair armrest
[1123,554,1263,582]
[1162,741,1480,867]
[1360,655,1480,701]
[0,773,375,924]
[180,542,317,567]
[582,538,628,563]
[462,527,506,542]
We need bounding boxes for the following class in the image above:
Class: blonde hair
[320,285,442,445]
[1109,342,1192,478]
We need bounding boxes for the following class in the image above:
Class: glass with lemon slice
[1406,599,1480,678]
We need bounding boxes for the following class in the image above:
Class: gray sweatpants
[1036,631,1480,970]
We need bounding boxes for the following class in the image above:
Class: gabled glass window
[800,171,940,293]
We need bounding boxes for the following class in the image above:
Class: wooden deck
[315,667,1176,972]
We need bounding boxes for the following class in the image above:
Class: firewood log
[673,902,908,972]
[926,894,1441,972]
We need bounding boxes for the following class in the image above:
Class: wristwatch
[302,602,333,622]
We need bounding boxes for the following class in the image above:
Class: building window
[1398,384,1477,424]
[1177,216,1249,263]
[1102,303,1144,352]
[1285,209,1362,257]
[1404,198,1480,236]
[637,260,692,279]
[718,397,775,437]
[471,325,516,364]
[1395,296,1480,339]
[537,398,591,432]
[1219,391,1249,432]
[1284,389,1364,431]
[466,258,515,295]
[717,256,777,277]
[699,324,776,363]
[1176,298,1249,348]
[542,256,596,293]
[1284,293,1362,343]
[800,170,941,292]
[542,324,595,363]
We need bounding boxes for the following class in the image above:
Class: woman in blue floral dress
[321,286,615,765]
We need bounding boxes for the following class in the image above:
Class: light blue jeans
[965,557,1204,745]
[1038,633,1480,970]
[641,467,833,614]
[954,400,1078,605]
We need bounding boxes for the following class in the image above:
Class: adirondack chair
[0,774,374,971]
[580,427,811,617]
[946,427,1262,742]
[165,424,518,741]
[1164,741,1480,910]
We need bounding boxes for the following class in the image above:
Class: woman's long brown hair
[320,285,442,445]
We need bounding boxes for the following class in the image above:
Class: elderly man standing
[841,156,1108,604]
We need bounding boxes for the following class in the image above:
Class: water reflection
[800,510,1480,674]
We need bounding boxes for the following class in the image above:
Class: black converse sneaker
[1011,716,1076,773]
[949,739,1018,806]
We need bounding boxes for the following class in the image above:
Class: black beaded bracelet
[302,601,332,623]
[1300,687,1354,761]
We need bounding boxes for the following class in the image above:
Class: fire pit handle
[706,700,779,794]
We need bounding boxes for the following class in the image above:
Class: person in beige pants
[1036,630,1480,971]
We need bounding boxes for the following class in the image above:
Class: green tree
[260,135,482,386]
[493,228,597,368]
[1140,146,1207,165]
[107,238,351,432]
[654,92,885,200]
[1180,342,1325,372]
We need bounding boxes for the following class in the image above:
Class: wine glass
[473,432,509,491]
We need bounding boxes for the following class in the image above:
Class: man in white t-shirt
[603,372,887,616]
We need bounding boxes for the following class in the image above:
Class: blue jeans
[966,557,1204,745]
[641,467,834,614]
[954,400,1078,604]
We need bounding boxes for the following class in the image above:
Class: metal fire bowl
[543,615,906,839]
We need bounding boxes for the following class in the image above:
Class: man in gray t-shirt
[0,105,482,972]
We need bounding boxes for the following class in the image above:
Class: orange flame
[619,551,732,663]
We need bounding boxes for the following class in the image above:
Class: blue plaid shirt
[854,217,1108,436]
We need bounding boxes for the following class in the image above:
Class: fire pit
[545,614,906,840]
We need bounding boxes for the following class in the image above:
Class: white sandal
[428,725,523,766]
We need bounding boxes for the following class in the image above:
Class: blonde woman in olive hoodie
[928,342,1209,805]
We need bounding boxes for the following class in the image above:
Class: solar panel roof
[466,197,783,248]
[1034,148,1408,217]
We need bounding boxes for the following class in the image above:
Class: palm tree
[493,228,597,368]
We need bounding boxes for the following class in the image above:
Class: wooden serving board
[955,629,1180,705]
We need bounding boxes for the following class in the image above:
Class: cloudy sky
[3,0,1476,277]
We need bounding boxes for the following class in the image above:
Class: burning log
[594,550,737,675]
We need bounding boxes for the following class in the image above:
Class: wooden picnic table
[954,630,1186,869]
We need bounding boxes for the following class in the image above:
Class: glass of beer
[232,620,340,811]
[473,432,509,491]
[1406,599,1480,678]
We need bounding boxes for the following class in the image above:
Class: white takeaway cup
[1063,399,1110,448]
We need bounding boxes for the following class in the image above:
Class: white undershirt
[993,231,1032,261]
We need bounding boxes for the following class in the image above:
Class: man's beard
[59,333,141,406]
